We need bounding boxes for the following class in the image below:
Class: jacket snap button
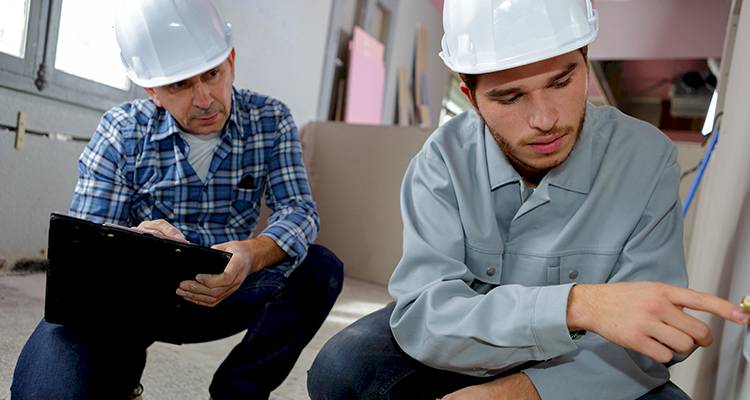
[568,270,579,280]
[486,266,496,276]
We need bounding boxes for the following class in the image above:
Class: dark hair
[459,46,589,99]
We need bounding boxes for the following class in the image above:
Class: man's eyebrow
[483,63,579,98]
[484,87,521,98]
[549,62,578,83]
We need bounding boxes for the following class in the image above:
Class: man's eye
[170,82,187,91]
[498,93,523,105]
[551,77,572,89]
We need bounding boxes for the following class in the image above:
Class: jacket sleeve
[260,103,319,271]
[389,150,579,377]
[523,150,687,400]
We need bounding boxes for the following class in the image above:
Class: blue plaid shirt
[70,88,319,271]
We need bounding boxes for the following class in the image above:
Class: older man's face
[145,50,235,135]
[462,50,588,184]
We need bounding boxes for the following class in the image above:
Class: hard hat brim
[126,47,234,89]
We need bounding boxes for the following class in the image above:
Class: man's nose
[192,82,212,109]
[527,93,559,132]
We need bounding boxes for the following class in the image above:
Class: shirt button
[568,270,579,280]
[486,266,497,276]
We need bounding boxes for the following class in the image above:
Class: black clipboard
[44,213,232,342]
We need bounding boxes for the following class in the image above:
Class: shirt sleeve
[260,104,319,270]
[388,150,578,377]
[523,149,687,399]
[69,111,134,226]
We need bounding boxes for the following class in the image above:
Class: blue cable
[682,129,720,216]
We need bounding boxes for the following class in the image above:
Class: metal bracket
[15,111,26,150]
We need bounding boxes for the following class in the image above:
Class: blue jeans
[308,303,691,400]
[12,244,343,400]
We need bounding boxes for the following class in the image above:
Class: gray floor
[0,272,391,400]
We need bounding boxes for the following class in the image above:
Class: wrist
[567,284,594,332]
[244,236,286,272]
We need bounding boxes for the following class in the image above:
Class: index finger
[196,265,238,288]
[668,287,750,324]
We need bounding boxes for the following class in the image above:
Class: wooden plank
[398,66,411,126]
[415,24,427,109]
[15,112,26,150]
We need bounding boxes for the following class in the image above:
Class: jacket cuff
[531,283,578,358]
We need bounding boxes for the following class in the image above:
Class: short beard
[486,108,586,185]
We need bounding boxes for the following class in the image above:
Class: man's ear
[144,87,163,108]
[227,48,236,82]
[459,82,479,110]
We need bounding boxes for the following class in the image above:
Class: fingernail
[731,310,750,323]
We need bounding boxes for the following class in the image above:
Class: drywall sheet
[345,27,385,125]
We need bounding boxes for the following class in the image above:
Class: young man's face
[145,49,236,135]
[462,50,588,183]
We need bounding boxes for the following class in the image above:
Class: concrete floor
[0,272,391,400]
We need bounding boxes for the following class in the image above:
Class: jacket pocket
[500,253,561,286]
[559,252,620,284]
[465,244,503,286]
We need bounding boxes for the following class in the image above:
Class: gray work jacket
[389,104,687,400]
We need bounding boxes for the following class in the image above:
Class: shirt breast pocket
[501,253,561,286]
[137,184,175,221]
[228,187,260,228]
[559,252,620,284]
[465,244,503,286]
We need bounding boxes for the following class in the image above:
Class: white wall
[0,88,102,260]
[0,131,85,260]
[214,0,333,128]
[382,0,451,127]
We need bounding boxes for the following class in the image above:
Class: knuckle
[658,351,673,364]
[696,324,711,340]
[675,338,694,354]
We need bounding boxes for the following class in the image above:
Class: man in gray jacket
[308,0,749,399]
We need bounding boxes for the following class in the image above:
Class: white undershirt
[179,130,222,182]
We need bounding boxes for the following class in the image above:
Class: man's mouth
[196,112,219,122]
[528,133,566,155]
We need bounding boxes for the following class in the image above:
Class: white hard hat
[439,0,599,75]
[115,0,233,88]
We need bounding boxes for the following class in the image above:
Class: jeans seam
[378,367,419,397]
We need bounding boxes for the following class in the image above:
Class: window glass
[0,0,31,58]
[54,0,129,90]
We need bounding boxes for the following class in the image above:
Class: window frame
[0,0,141,112]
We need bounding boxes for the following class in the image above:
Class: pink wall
[589,0,731,60]
[429,0,443,15]
[620,59,709,99]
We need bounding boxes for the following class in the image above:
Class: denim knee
[12,320,146,400]
[307,327,364,400]
[302,244,344,300]
[307,305,398,400]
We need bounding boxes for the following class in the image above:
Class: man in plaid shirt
[11,1,343,399]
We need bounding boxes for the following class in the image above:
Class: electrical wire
[679,112,723,183]
[681,117,722,217]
